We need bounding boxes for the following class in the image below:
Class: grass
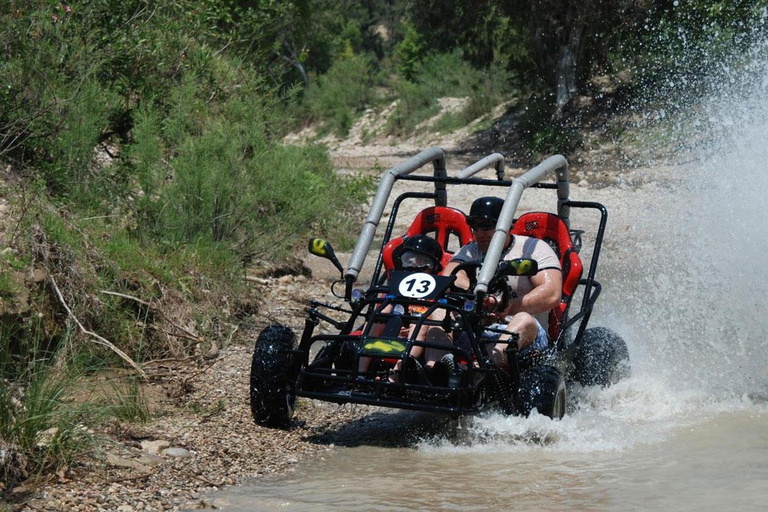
[104,377,151,424]
[0,328,90,486]
[0,323,154,489]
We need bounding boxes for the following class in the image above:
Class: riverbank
[14,272,374,511]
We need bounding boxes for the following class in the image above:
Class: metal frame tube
[346,147,446,282]
[457,152,506,180]
[475,155,569,295]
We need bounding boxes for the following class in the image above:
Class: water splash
[606,35,768,400]
[424,33,768,453]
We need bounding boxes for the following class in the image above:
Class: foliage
[0,4,376,492]
[301,52,379,136]
[384,51,515,137]
[394,22,426,81]
[0,1,371,255]
[407,0,525,68]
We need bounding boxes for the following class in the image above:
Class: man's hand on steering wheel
[486,270,512,316]
[449,261,512,316]
[448,261,481,292]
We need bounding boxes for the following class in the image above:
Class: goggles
[399,250,438,272]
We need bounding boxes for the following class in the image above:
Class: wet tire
[250,325,297,429]
[572,327,630,387]
[518,365,566,419]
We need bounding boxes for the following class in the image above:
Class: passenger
[427,196,562,374]
[358,235,443,382]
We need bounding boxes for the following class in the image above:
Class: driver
[433,196,562,373]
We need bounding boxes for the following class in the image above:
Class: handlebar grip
[344,275,354,302]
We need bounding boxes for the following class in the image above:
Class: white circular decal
[398,272,437,298]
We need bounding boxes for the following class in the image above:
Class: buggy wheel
[573,327,630,387]
[519,365,566,419]
[250,325,297,429]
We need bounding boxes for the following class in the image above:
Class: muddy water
[218,409,768,511]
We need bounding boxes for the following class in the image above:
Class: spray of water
[605,35,768,400]
[422,24,768,453]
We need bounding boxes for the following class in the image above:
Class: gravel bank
[16,272,375,511]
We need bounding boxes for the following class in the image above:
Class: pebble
[105,454,150,472]
[161,447,193,459]
[141,440,170,454]
[138,454,165,466]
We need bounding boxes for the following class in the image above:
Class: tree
[407,0,648,113]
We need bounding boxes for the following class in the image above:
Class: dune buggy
[250,148,629,428]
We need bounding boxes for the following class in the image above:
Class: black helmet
[393,235,443,272]
[467,196,504,227]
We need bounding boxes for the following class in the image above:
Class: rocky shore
[15,273,374,511]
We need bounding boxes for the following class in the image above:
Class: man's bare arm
[441,260,472,290]
[506,269,562,316]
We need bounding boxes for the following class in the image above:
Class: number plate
[387,270,452,300]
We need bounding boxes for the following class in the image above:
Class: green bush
[384,51,515,137]
[395,22,426,81]
[127,79,372,259]
[301,51,378,136]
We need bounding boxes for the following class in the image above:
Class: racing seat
[512,212,583,341]
[382,206,474,272]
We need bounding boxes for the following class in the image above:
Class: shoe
[401,357,430,385]
[428,353,455,387]
[448,359,467,389]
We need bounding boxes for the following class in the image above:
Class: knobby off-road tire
[572,326,630,387]
[491,367,517,415]
[250,325,297,429]
[518,365,566,419]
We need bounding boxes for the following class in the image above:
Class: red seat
[382,206,474,272]
[512,212,583,341]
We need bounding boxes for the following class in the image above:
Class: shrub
[384,51,516,137]
[128,79,372,259]
[301,51,378,136]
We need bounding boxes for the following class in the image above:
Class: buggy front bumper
[296,367,495,416]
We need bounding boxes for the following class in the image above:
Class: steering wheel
[486,270,512,314]
[449,261,481,292]
[450,261,512,314]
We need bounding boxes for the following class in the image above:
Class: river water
[214,36,768,511]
